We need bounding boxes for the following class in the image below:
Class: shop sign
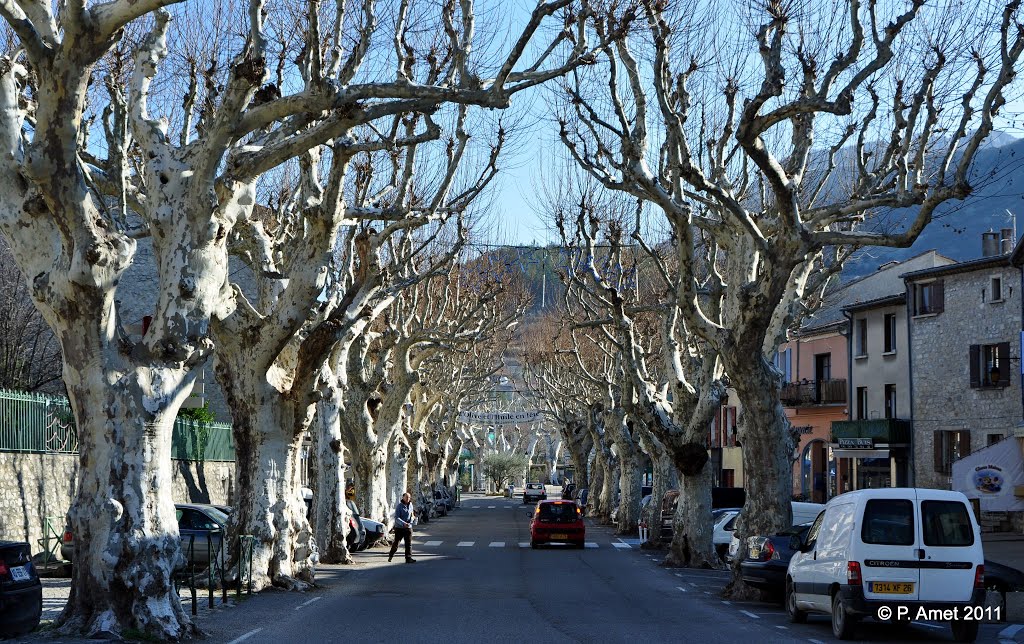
[837,437,874,449]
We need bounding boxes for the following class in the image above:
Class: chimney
[982,230,1001,258]
[1000,228,1014,254]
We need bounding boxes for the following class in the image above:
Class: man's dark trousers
[389,527,412,561]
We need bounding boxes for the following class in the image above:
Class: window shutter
[957,431,972,459]
[998,342,1011,386]
[933,280,945,313]
[933,431,945,472]
[969,345,981,388]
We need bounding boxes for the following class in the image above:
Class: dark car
[530,500,585,548]
[0,541,42,637]
[739,522,813,597]
[561,484,577,500]
[63,504,229,568]
[345,500,368,551]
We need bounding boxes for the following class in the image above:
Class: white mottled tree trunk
[313,391,351,564]
[351,440,390,525]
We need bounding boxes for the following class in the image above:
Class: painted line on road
[612,542,631,549]
[295,597,321,610]
[703,592,711,595]
[739,610,759,620]
[519,542,530,548]
[584,542,598,548]
[487,505,496,508]
[489,542,505,548]
[422,540,442,546]
[470,506,481,509]
[911,621,944,630]
[808,639,827,644]
[720,600,731,605]
[999,624,1024,640]
[674,573,683,578]
[688,582,697,587]
[775,626,788,630]
[227,628,263,644]
[457,541,474,547]
[675,586,687,593]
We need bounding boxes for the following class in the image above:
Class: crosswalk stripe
[470,506,481,509]
[519,542,530,548]
[740,610,759,619]
[489,542,505,547]
[612,542,631,549]
[456,541,474,547]
[487,506,496,508]
[585,542,598,548]
[422,540,442,546]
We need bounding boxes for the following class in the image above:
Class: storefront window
[855,457,892,489]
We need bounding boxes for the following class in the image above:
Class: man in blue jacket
[388,492,417,563]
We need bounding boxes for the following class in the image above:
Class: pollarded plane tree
[557,200,726,565]
[0,0,607,635]
[559,0,1024,587]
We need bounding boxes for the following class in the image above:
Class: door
[917,498,978,602]
[789,510,825,609]
[814,504,854,611]
[859,496,920,601]
[815,354,831,403]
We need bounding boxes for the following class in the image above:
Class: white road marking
[295,597,321,610]
[775,626,788,630]
[519,542,530,548]
[703,592,711,595]
[676,586,687,593]
[227,629,263,644]
[612,542,631,549]
[489,542,505,547]
[487,505,496,508]
[456,541,474,547]
[689,582,697,587]
[740,610,759,619]
[911,622,944,630]
[422,540,442,546]
[470,506,481,509]
[999,624,1024,640]
[721,600,731,605]
[585,542,598,548]
[674,573,683,578]
[808,639,827,644]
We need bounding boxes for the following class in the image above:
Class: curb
[997,623,1024,642]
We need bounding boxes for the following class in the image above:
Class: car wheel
[950,619,979,643]
[831,592,856,640]
[786,579,807,623]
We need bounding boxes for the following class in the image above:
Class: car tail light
[847,561,862,586]
[763,540,777,560]
[0,560,7,576]
[974,564,985,589]
[63,530,73,543]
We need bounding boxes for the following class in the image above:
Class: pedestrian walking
[388,492,417,563]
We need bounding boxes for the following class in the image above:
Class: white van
[720,501,824,561]
[786,488,985,642]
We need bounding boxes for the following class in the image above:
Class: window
[862,499,915,545]
[856,387,868,420]
[883,313,897,353]
[774,348,793,382]
[921,501,974,547]
[855,318,868,356]
[709,406,738,448]
[721,469,735,487]
[988,433,1004,446]
[969,342,1010,388]
[884,384,896,419]
[537,502,581,522]
[913,280,944,316]
[804,511,825,549]
[933,430,972,474]
[990,276,1003,302]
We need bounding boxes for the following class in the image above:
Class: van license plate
[551,533,567,540]
[10,565,29,582]
[871,582,914,594]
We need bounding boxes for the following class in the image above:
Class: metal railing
[176,533,256,614]
[0,387,235,460]
[780,379,848,406]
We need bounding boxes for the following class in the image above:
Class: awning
[833,448,890,459]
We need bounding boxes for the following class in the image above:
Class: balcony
[780,379,847,406]
[830,418,912,444]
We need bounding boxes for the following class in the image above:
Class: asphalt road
[191,490,1022,644]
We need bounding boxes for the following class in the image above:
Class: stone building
[904,233,1021,492]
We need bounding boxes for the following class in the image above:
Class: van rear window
[861,499,914,545]
[921,501,974,547]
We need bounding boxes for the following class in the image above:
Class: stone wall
[909,263,1021,490]
[0,452,235,557]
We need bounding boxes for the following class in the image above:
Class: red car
[530,500,585,549]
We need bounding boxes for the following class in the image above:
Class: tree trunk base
[723,579,761,600]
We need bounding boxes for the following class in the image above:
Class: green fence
[0,388,235,461]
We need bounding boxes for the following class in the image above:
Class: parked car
[63,503,229,568]
[575,488,589,509]
[523,483,547,504]
[530,500,585,548]
[724,502,824,561]
[345,500,368,551]
[561,483,577,500]
[0,540,42,638]
[359,516,386,550]
[660,488,747,539]
[786,488,985,642]
[739,521,814,597]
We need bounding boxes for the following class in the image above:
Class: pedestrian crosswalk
[411,540,629,550]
